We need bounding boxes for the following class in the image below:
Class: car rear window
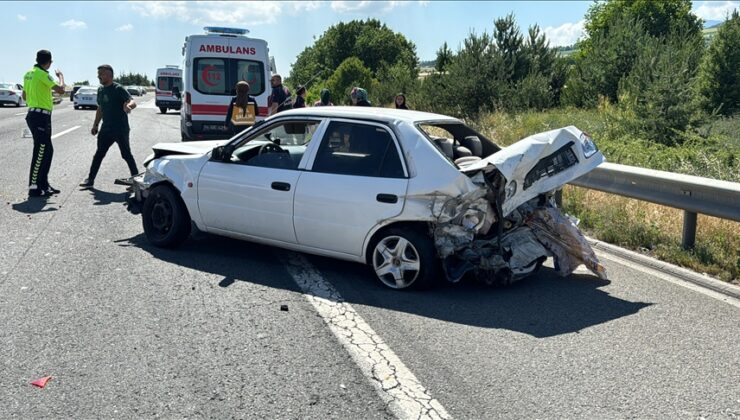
[193,58,265,97]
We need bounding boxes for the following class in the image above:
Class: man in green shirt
[23,49,65,197]
[80,64,138,188]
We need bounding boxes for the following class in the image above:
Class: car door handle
[376,193,398,204]
[271,182,291,191]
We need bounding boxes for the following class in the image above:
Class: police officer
[23,49,65,197]
[79,64,138,189]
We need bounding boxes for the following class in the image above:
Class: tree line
[287,1,739,146]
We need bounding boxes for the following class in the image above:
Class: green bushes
[696,10,740,116]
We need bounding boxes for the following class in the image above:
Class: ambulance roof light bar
[165,65,179,69]
[204,27,249,36]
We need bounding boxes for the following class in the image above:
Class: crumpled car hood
[459,126,605,216]
[151,140,230,157]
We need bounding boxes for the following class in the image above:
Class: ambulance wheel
[159,107,167,114]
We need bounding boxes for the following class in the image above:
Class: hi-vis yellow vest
[231,103,256,126]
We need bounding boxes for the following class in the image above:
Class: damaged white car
[123,107,607,290]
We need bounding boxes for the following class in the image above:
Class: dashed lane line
[283,253,451,420]
[51,125,80,139]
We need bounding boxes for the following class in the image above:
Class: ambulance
[155,65,183,114]
[181,27,272,141]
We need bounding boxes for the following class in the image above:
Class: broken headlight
[580,132,598,158]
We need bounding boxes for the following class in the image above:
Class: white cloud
[116,23,134,32]
[60,19,87,30]
[692,1,739,20]
[543,19,585,47]
[292,1,324,12]
[17,14,27,21]
[129,1,282,26]
[330,1,424,14]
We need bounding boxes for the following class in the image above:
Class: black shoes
[28,188,52,198]
[79,178,94,189]
[46,185,61,194]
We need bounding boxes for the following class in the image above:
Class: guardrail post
[682,211,697,249]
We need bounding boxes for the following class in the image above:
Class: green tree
[325,57,375,105]
[618,30,703,144]
[114,72,152,86]
[73,80,90,86]
[435,42,453,72]
[697,10,740,116]
[584,0,702,43]
[374,61,419,107]
[288,19,418,86]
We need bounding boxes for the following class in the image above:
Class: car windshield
[0,83,13,89]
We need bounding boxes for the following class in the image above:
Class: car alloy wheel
[373,235,421,289]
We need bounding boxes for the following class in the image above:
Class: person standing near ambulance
[79,65,138,189]
[23,49,66,197]
[268,74,292,115]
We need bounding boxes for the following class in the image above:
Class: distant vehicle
[181,27,271,141]
[155,66,183,114]
[0,83,26,107]
[74,86,98,109]
[123,108,607,290]
[70,85,83,102]
[140,86,147,95]
[52,91,62,105]
[126,86,142,96]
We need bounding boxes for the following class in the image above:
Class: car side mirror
[211,145,233,162]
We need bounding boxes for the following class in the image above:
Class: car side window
[311,122,405,178]
[229,121,320,170]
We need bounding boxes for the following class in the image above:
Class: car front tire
[370,227,438,290]
[142,185,191,248]
[159,107,167,114]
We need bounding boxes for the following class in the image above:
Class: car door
[293,120,409,256]
[197,119,323,243]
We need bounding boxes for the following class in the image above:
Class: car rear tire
[142,185,191,248]
[370,227,438,290]
[159,107,167,114]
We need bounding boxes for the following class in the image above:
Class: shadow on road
[88,188,127,206]
[118,233,652,338]
[11,196,59,214]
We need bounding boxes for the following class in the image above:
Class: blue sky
[2,1,738,86]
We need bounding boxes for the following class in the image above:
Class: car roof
[274,106,460,125]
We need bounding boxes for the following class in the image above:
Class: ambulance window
[194,58,227,95]
[236,60,265,96]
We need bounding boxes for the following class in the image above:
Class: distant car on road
[74,86,99,109]
[70,85,83,102]
[123,107,607,290]
[0,83,26,107]
[126,86,142,96]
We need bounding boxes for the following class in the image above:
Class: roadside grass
[470,108,739,283]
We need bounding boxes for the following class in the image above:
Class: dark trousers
[87,131,138,181]
[26,112,54,190]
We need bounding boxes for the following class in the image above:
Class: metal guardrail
[566,162,740,249]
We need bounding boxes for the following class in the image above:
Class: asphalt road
[1,99,738,419]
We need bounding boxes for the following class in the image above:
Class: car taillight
[184,92,192,118]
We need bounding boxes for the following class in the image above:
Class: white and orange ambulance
[181,27,272,141]
[155,65,183,114]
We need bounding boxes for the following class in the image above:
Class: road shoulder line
[589,237,740,304]
[283,253,451,420]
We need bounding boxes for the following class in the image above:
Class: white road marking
[51,125,80,139]
[14,112,26,116]
[284,253,451,420]
[596,251,740,309]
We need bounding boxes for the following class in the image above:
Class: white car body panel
[74,88,98,107]
[0,83,25,106]
[197,162,300,243]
